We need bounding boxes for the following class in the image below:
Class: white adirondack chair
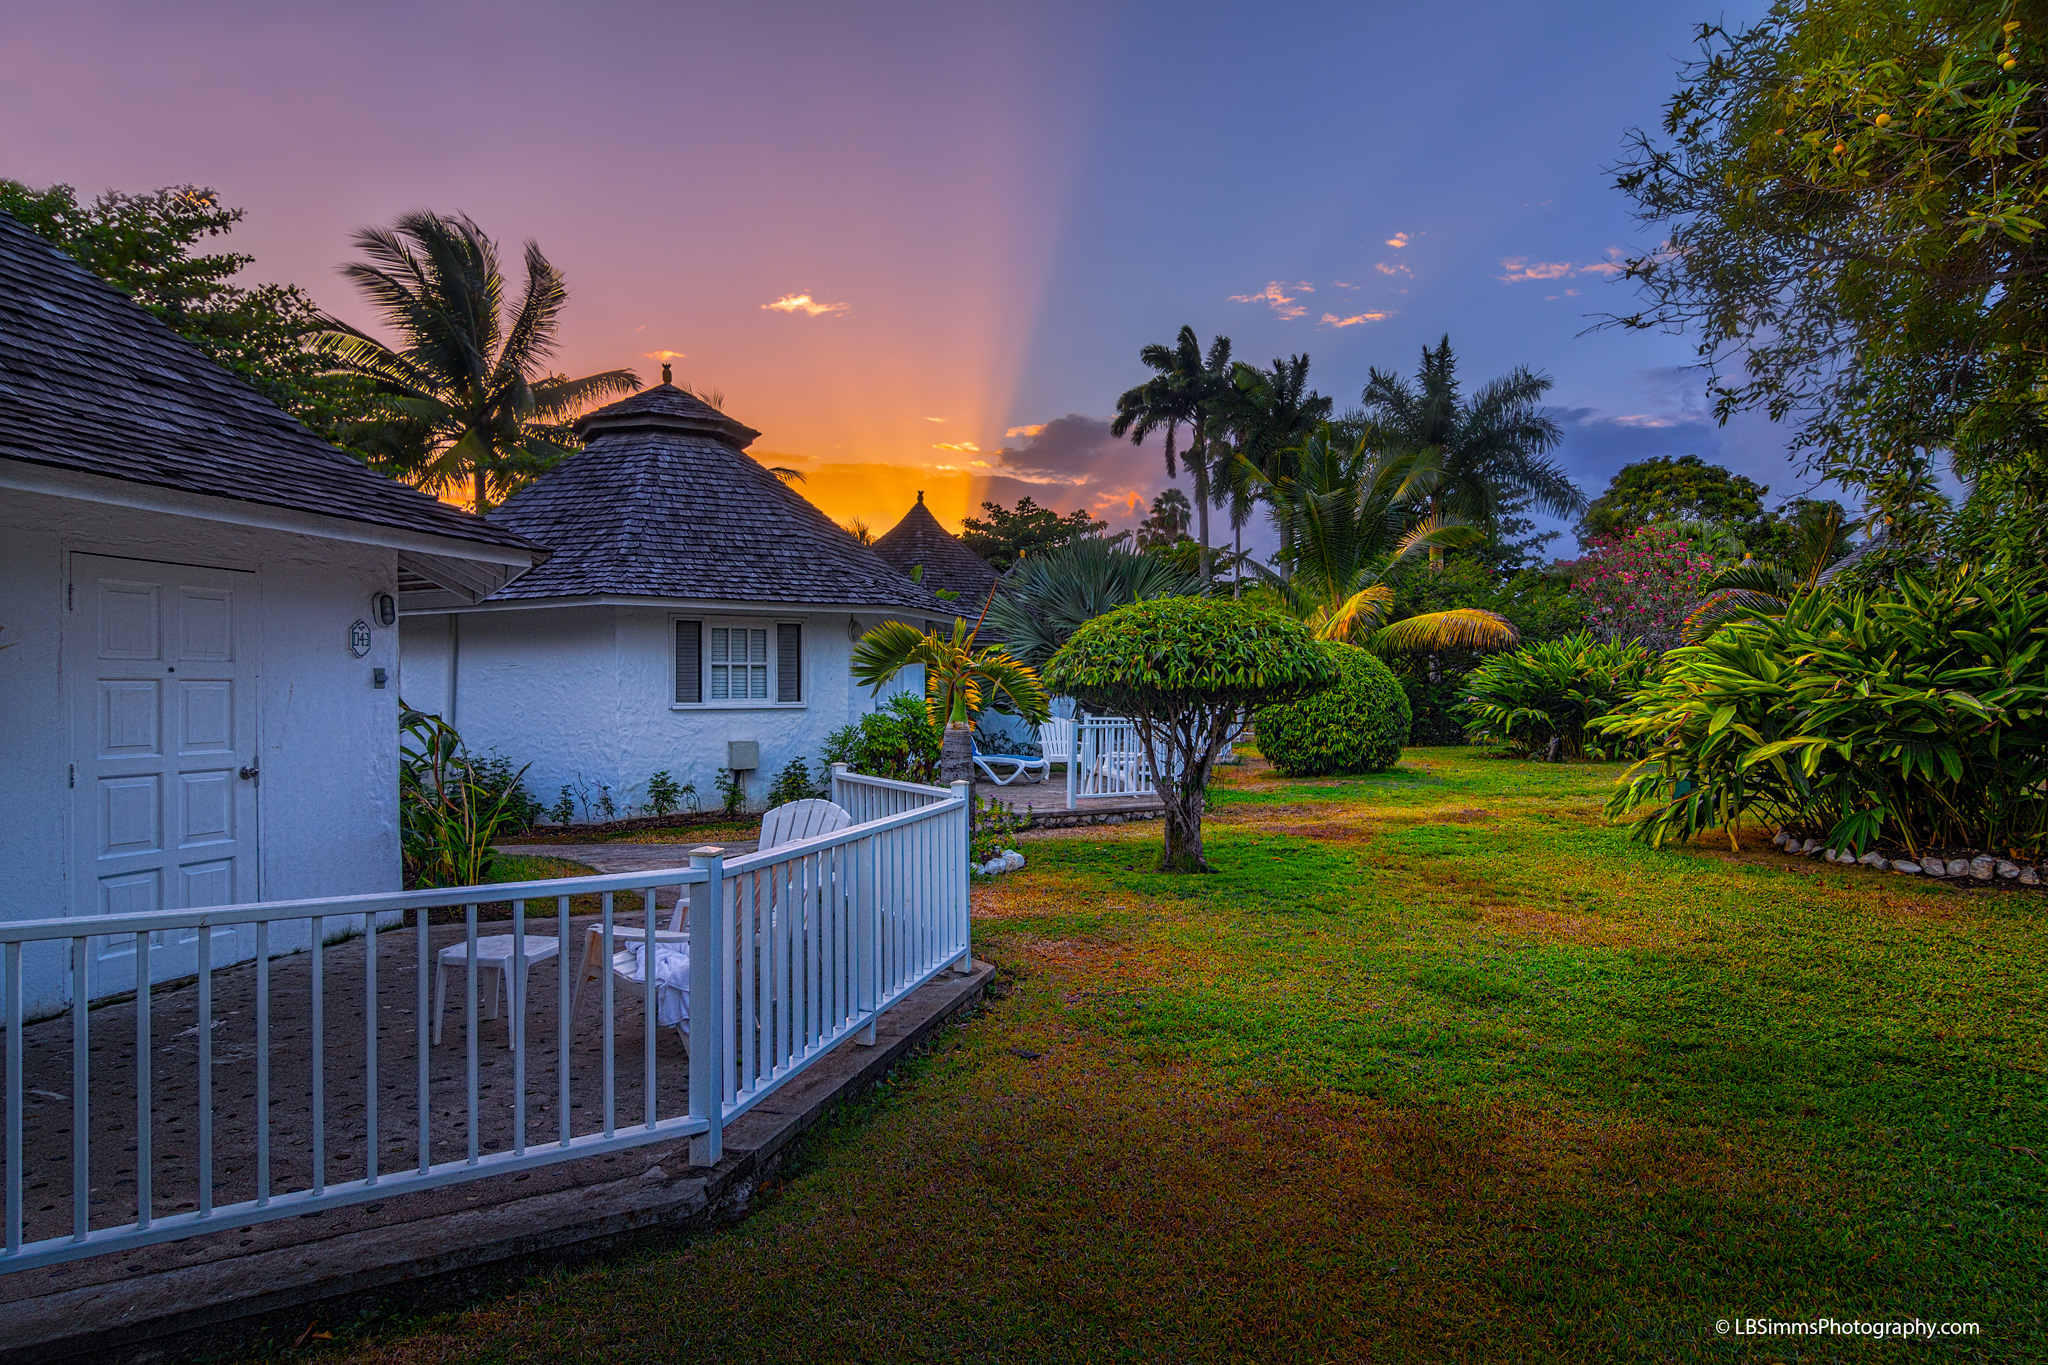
[1037,718,1075,765]
[758,798,853,850]
[572,798,856,1030]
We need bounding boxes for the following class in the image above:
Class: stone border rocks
[1769,828,2043,886]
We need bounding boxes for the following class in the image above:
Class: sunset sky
[1,0,1800,552]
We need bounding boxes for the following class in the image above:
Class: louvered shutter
[675,620,702,703]
[776,623,803,702]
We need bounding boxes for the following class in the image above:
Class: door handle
[238,766,260,782]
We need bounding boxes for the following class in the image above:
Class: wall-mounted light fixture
[373,592,398,628]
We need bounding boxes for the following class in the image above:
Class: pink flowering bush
[1566,527,1718,652]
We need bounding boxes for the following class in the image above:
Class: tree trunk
[1158,779,1211,872]
[474,465,488,518]
[1192,457,1213,585]
[939,723,974,788]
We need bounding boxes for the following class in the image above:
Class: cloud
[1004,424,1045,438]
[926,416,946,423]
[1385,232,1410,248]
[1497,251,1626,284]
[762,292,850,316]
[933,440,984,452]
[1228,281,1313,319]
[643,349,687,362]
[1320,310,1392,328]
[1374,261,1410,278]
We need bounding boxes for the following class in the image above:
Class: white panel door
[68,554,259,999]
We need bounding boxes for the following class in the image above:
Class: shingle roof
[0,210,541,558]
[483,384,946,612]
[872,493,1000,606]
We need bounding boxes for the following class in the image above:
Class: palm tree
[985,536,1202,668]
[316,212,639,515]
[851,593,1051,784]
[1361,336,1582,567]
[1240,424,1520,653]
[1112,326,1235,582]
[1215,354,1332,593]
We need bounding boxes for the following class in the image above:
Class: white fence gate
[0,775,969,1273]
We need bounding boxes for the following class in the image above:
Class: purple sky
[2,0,1813,550]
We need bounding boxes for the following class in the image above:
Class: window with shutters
[672,617,803,707]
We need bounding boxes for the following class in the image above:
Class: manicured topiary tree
[1255,642,1411,776]
[1044,597,1337,872]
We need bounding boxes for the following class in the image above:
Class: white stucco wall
[400,603,914,819]
[0,487,404,1015]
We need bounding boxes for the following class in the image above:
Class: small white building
[0,211,544,1014]
[398,384,944,820]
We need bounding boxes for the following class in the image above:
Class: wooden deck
[971,777,1163,823]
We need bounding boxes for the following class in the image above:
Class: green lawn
[312,751,2044,1363]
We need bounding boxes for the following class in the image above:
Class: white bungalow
[397,383,945,819]
[0,211,544,1014]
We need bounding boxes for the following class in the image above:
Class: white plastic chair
[1037,718,1075,765]
[434,935,561,1046]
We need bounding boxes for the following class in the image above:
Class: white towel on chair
[613,941,691,1029]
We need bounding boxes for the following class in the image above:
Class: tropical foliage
[1577,454,1770,544]
[852,607,1050,783]
[1044,597,1337,871]
[316,211,638,514]
[1359,336,1582,560]
[958,497,1106,571]
[1255,643,1411,776]
[1112,326,1238,581]
[399,707,533,888]
[1612,0,2048,568]
[1594,564,2048,861]
[1682,501,1862,641]
[1457,633,1657,760]
[822,694,943,785]
[1238,424,1521,654]
[984,536,1202,669]
[1568,527,1720,653]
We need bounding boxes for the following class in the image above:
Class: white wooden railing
[1064,716,1157,807]
[0,776,969,1274]
[829,765,953,823]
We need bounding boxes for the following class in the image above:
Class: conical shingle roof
[484,384,942,612]
[872,492,999,606]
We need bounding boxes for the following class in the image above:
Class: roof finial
[916,490,924,504]
[661,362,672,385]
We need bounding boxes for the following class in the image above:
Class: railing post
[829,762,848,810]
[855,828,878,1046]
[1065,718,1079,810]
[686,848,725,1167]
[950,780,975,974]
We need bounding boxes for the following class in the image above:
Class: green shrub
[767,757,824,807]
[1254,642,1411,776]
[1594,564,2048,860]
[1457,632,1656,759]
[822,693,942,784]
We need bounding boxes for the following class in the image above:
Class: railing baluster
[311,915,325,1196]
[642,889,656,1130]
[364,910,378,1187]
[556,895,570,1148]
[740,871,756,1095]
[464,903,478,1167]
[600,893,614,1139]
[5,940,22,1255]
[197,929,212,1217]
[415,906,430,1175]
[256,921,270,1205]
[720,865,736,1108]
[136,932,151,1231]
[512,896,526,1158]
[70,937,87,1242]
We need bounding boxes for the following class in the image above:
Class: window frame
[671,614,807,710]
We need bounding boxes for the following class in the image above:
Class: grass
[288,750,2045,1363]
[502,819,760,846]
[425,853,603,924]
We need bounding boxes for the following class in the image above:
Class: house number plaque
[349,619,372,658]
